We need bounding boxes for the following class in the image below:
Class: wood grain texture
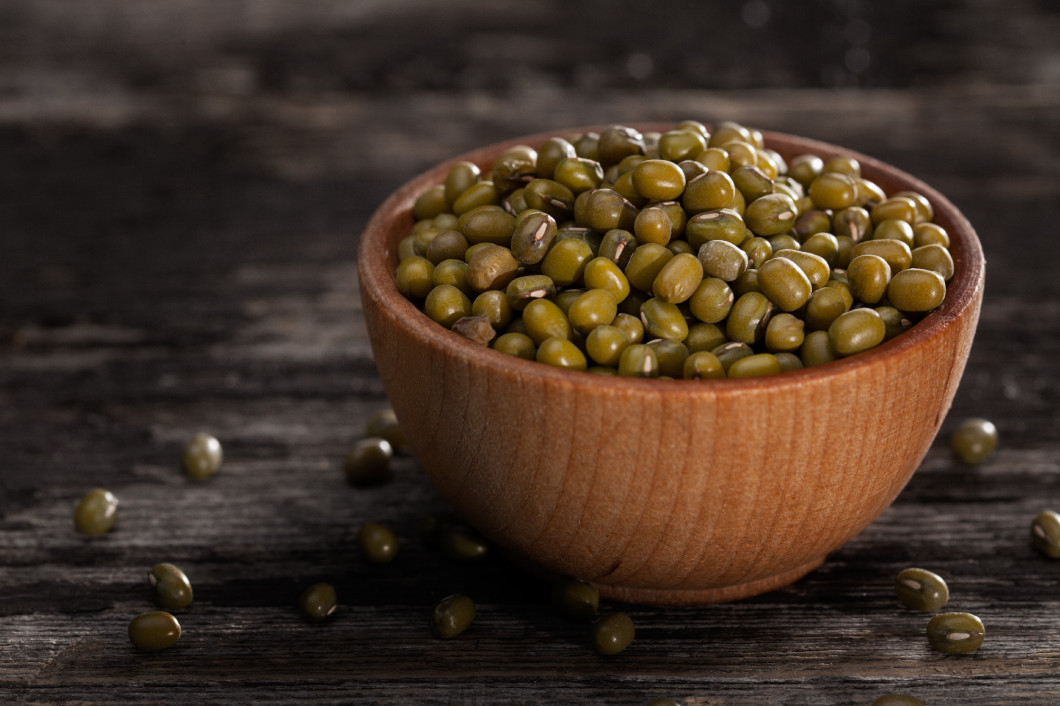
[2,1,1059,703]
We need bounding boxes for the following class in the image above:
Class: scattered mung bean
[894,567,948,612]
[592,612,636,655]
[950,418,998,465]
[182,433,223,480]
[74,488,119,535]
[1031,510,1060,558]
[926,612,985,654]
[431,593,476,639]
[299,582,338,622]
[148,563,194,611]
[128,611,181,651]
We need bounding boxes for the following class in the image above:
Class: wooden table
[2,2,1058,704]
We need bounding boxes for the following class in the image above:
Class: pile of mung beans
[395,120,955,378]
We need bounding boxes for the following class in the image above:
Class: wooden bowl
[357,125,984,605]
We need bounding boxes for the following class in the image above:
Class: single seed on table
[439,521,491,563]
[182,433,223,480]
[344,437,394,486]
[299,582,338,622]
[128,611,181,651]
[949,417,998,465]
[551,578,600,622]
[431,593,476,639]
[894,567,948,612]
[357,522,400,564]
[1031,510,1060,558]
[74,488,119,535]
[592,612,636,655]
[872,696,924,706]
[148,563,194,611]
[926,612,985,654]
[365,408,408,455]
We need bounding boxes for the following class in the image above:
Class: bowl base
[592,556,826,606]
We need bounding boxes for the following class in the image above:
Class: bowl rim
[358,123,985,394]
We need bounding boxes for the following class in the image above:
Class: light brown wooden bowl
[358,124,984,605]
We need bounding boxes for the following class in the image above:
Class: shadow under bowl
[357,124,984,605]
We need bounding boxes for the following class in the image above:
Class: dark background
[2,1,1059,704]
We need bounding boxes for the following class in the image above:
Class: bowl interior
[361,125,982,393]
